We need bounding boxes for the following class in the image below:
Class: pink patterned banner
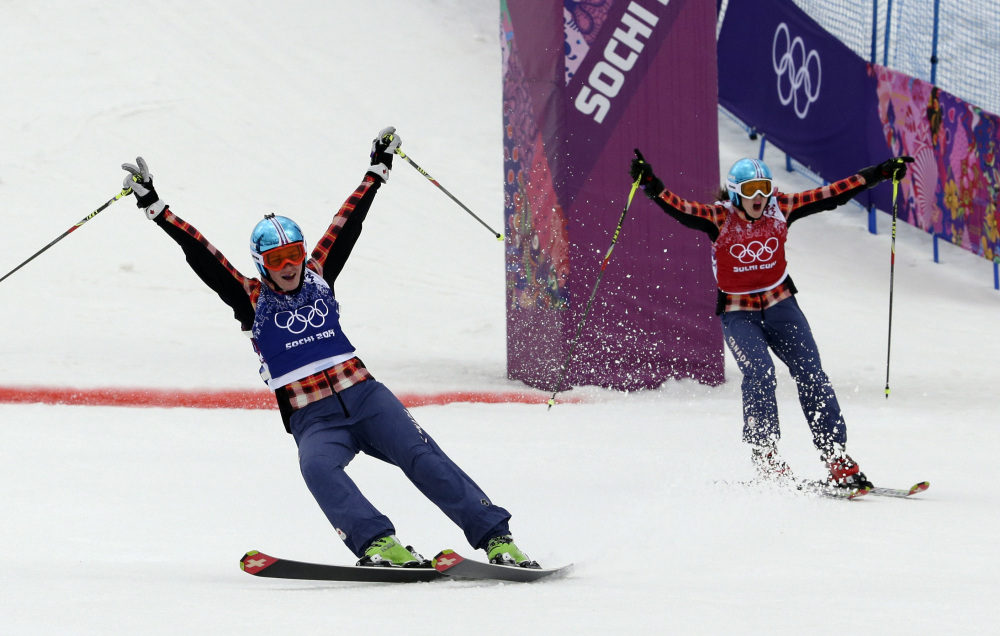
[875,65,1000,262]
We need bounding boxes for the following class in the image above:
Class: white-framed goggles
[736,178,775,199]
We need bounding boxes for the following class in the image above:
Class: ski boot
[821,444,874,491]
[485,534,540,569]
[357,535,430,568]
[750,442,794,484]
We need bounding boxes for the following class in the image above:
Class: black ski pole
[884,174,901,399]
[883,155,914,398]
[547,176,641,409]
[394,147,503,240]
[0,186,133,285]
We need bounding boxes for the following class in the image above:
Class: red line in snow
[0,386,581,410]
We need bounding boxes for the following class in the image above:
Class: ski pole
[547,175,641,410]
[884,174,901,399]
[882,156,913,398]
[0,186,133,285]
[394,147,504,240]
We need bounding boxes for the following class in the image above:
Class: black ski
[240,550,443,583]
[432,549,572,582]
[869,481,930,498]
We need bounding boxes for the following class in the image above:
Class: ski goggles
[261,242,306,271]
[737,179,775,199]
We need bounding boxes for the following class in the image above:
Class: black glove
[629,149,664,199]
[368,126,401,183]
[121,157,166,219]
[861,155,914,187]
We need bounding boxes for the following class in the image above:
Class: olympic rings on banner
[772,22,821,119]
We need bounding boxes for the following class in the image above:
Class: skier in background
[119,127,538,569]
[629,150,912,490]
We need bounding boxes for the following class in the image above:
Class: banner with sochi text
[719,0,1000,263]
[503,0,724,392]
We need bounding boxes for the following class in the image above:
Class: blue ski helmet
[250,214,306,277]
[726,158,774,207]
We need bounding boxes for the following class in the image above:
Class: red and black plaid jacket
[648,172,871,314]
[155,174,382,430]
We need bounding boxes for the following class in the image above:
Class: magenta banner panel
[503,0,724,392]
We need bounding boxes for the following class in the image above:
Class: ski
[240,549,572,583]
[432,549,572,582]
[869,481,930,498]
[719,478,868,500]
[795,479,870,500]
[240,550,443,583]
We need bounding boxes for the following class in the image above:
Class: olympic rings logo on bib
[730,237,779,264]
[274,299,330,334]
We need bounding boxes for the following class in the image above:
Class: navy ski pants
[289,378,511,557]
[720,296,847,450]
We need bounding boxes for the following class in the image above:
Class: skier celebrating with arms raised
[119,127,538,569]
[629,150,912,491]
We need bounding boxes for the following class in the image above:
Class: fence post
[883,0,893,66]
[870,0,879,63]
[930,0,941,84]
[869,0,880,238]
